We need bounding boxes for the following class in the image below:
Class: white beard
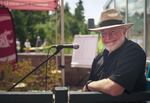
[104,35,125,54]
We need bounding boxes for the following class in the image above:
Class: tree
[64,0,88,40]
[12,10,52,50]
[74,0,88,35]
[11,0,88,53]
[75,0,85,22]
[12,11,28,50]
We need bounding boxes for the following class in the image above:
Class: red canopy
[0,0,58,11]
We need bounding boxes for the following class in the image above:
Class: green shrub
[0,59,62,91]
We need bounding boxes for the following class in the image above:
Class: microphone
[51,44,79,49]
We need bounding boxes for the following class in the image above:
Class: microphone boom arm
[8,47,62,91]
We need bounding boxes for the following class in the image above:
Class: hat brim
[89,23,133,32]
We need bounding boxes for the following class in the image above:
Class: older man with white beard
[83,9,146,97]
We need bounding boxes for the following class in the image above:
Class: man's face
[101,27,126,52]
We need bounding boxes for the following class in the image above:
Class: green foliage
[0,60,62,91]
[11,11,50,48]
[11,0,88,53]
[75,0,85,21]
[64,0,88,37]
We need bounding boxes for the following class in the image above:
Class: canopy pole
[60,0,65,86]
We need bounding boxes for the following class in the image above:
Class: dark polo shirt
[89,38,146,93]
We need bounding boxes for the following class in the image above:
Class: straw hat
[89,9,133,31]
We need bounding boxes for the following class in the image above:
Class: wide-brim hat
[89,9,133,32]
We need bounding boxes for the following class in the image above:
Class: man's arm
[83,78,125,96]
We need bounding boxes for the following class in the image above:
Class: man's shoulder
[125,39,144,51]
[123,39,146,58]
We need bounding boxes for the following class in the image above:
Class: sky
[64,0,108,25]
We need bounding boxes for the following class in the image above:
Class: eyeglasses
[101,27,125,43]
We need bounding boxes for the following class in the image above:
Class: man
[83,9,146,96]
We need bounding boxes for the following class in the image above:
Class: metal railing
[1,87,150,103]
[0,91,53,103]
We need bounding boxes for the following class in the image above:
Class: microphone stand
[8,47,62,91]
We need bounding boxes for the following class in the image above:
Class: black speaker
[88,18,95,29]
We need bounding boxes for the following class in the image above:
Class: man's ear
[123,28,128,35]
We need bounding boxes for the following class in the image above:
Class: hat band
[100,20,123,27]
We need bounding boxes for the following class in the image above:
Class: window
[146,0,150,57]
[128,0,144,48]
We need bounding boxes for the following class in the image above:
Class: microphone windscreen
[74,44,79,49]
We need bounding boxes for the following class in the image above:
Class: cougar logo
[0,30,13,48]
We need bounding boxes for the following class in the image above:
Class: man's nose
[105,33,113,40]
